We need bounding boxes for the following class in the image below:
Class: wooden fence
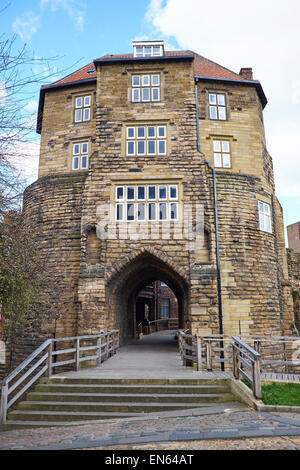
[0,330,119,425]
[178,330,300,399]
[178,331,300,373]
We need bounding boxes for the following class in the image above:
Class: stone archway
[106,251,190,345]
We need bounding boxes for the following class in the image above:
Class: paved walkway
[1,407,300,450]
[1,331,299,450]
[55,330,231,380]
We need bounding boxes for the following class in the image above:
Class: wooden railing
[232,336,262,399]
[179,332,300,373]
[178,330,202,371]
[0,330,119,425]
[178,331,299,399]
[149,318,178,332]
[138,318,178,336]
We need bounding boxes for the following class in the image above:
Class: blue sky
[1,0,299,243]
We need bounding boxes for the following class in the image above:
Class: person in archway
[142,304,151,335]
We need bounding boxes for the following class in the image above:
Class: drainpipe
[194,78,224,369]
[205,161,224,370]
[195,80,201,152]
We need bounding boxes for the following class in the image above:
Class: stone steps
[6,377,238,427]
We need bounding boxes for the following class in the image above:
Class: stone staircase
[5,377,239,427]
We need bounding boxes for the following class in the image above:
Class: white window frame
[134,45,163,57]
[115,203,124,222]
[131,74,161,103]
[209,93,227,121]
[126,125,167,156]
[170,202,179,221]
[114,183,179,223]
[72,142,89,171]
[258,201,272,233]
[74,95,91,123]
[116,186,124,201]
[213,140,231,168]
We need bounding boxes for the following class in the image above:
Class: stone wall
[2,52,297,380]
[0,172,87,379]
[287,248,300,331]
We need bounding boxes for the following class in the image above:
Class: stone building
[19,39,298,356]
[287,222,300,253]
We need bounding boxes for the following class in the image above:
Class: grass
[242,379,300,406]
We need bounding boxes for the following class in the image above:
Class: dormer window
[133,40,164,58]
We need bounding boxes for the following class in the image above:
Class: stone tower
[22,40,296,350]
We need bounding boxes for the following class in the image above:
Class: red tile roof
[51,50,246,87]
[192,52,243,80]
[52,62,96,85]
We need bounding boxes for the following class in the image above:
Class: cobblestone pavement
[1,406,300,450]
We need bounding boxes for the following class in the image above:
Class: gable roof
[37,49,267,133]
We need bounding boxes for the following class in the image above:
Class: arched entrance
[106,251,189,345]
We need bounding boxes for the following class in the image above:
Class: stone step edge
[16,400,225,408]
[28,392,230,398]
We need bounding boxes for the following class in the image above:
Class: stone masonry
[1,42,297,376]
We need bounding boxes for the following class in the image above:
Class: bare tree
[0,24,80,214]
[0,23,81,370]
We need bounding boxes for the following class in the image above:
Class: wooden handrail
[0,330,119,425]
[232,336,262,400]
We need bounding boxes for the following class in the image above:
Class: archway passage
[136,280,179,337]
[106,252,189,345]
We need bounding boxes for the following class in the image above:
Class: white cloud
[12,12,41,41]
[13,0,86,40]
[144,0,300,204]
[12,140,40,185]
[24,101,39,113]
[40,0,86,32]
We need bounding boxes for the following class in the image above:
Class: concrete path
[55,330,231,380]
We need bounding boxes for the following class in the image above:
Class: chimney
[239,67,253,80]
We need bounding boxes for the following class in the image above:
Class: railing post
[232,343,239,379]
[106,333,109,360]
[252,357,262,400]
[75,338,80,371]
[196,335,202,371]
[97,336,102,366]
[206,340,212,371]
[254,340,261,354]
[47,341,53,377]
[116,330,119,354]
[0,382,8,425]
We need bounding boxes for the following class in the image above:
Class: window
[115,183,179,222]
[126,125,167,156]
[72,142,89,170]
[132,74,160,102]
[213,140,231,168]
[74,95,91,122]
[161,299,170,318]
[133,42,164,57]
[209,93,226,120]
[258,201,272,233]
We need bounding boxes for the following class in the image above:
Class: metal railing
[232,336,262,399]
[0,330,119,425]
